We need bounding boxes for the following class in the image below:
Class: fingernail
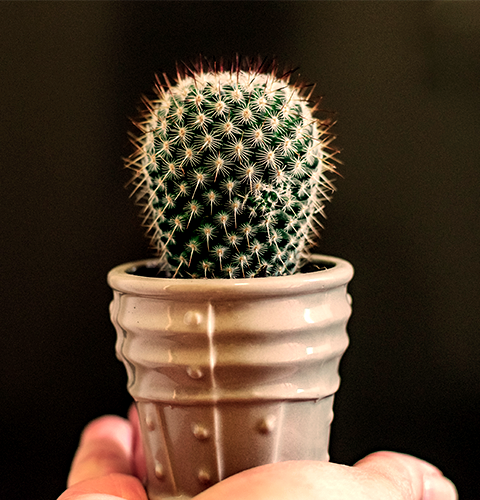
[423,475,458,500]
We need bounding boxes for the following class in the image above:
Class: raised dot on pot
[257,415,277,434]
[186,366,204,379]
[146,416,155,431]
[154,462,165,480]
[197,469,211,485]
[192,423,210,440]
[183,310,202,325]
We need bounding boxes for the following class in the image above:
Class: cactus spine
[127,60,337,278]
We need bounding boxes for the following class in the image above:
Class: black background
[1,2,479,499]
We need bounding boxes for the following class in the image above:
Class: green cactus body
[128,65,336,278]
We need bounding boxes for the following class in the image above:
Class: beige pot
[108,254,354,500]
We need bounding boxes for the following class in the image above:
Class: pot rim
[107,254,353,299]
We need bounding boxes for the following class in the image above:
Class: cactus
[126,59,337,278]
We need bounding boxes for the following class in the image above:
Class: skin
[58,407,457,500]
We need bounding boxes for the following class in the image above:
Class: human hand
[58,409,457,500]
[58,406,147,500]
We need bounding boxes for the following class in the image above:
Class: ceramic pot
[108,254,353,500]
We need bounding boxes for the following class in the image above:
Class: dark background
[1,2,479,499]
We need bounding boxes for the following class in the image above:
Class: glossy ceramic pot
[108,254,353,500]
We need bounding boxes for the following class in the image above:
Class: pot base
[138,397,333,499]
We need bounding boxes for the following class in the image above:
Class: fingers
[58,472,147,500]
[354,451,458,500]
[67,415,134,487]
[59,412,147,500]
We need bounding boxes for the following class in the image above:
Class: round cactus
[126,60,337,278]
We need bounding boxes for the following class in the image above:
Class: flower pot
[108,254,353,500]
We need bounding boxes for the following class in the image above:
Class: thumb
[193,453,457,500]
[354,451,458,500]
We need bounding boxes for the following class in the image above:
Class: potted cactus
[108,58,354,500]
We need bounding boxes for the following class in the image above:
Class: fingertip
[356,451,443,477]
[423,475,458,500]
[127,404,138,424]
[68,416,135,487]
[355,451,458,500]
[81,415,133,454]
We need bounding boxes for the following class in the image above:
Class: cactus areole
[126,60,338,279]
